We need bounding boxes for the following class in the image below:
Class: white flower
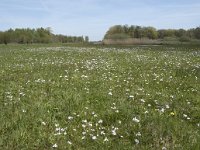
[108,91,112,96]
[91,129,95,132]
[135,139,139,144]
[68,116,73,120]
[160,108,165,113]
[162,147,167,150]
[166,105,170,109]
[98,119,103,124]
[52,143,58,148]
[132,117,140,123]
[111,106,116,110]
[55,127,61,132]
[41,122,46,125]
[104,137,109,142]
[100,131,105,135]
[88,122,93,127]
[67,141,72,145]
[112,130,117,135]
[136,132,141,136]
[82,124,86,128]
[183,114,187,118]
[82,119,87,123]
[92,136,97,140]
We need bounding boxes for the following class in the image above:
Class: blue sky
[0,0,200,40]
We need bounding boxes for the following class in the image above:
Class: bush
[105,33,131,40]
[179,36,190,42]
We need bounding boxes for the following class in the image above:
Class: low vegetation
[0,44,199,149]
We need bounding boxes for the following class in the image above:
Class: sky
[0,0,200,41]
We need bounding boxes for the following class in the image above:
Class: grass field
[0,44,200,149]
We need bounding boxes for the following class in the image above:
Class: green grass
[0,44,200,149]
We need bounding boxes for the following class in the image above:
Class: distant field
[0,44,200,149]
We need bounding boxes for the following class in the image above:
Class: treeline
[104,25,200,41]
[0,27,89,44]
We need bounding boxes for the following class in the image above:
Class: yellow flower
[170,112,175,116]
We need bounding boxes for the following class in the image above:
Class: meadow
[0,44,199,149]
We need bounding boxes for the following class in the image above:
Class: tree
[134,26,142,38]
[0,27,88,44]
[194,27,200,39]
[158,29,176,39]
[123,24,129,34]
[175,29,186,38]
[104,25,125,39]
[128,25,136,38]
[36,27,52,43]
[145,27,158,39]
[2,31,11,45]
[187,29,195,39]
[0,31,3,44]
[85,36,89,42]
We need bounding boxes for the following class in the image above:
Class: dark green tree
[85,36,89,42]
